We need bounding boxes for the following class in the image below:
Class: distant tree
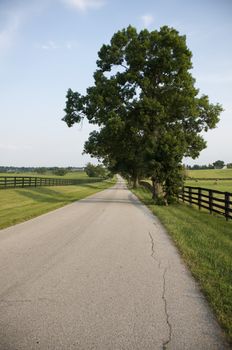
[213,160,225,169]
[227,163,232,169]
[189,163,214,170]
[192,164,201,170]
[85,163,110,178]
[36,167,47,174]
[95,164,108,178]
[52,168,68,176]
[199,164,212,169]
[85,163,97,177]
[63,25,222,201]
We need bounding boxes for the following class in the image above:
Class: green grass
[185,179,232,193]
[0,171,87,179]
[187,168,232,179]
[132,186,232,342]
[0,175,116,230]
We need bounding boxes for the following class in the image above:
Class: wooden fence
[178,186,232,221]
[139,181,232,221]
[0,176,80,189]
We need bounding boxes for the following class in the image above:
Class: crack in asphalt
[148,231,161,269]
[162,268,172,350]
[148,232,172,349]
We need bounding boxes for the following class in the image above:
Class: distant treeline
[186,161,232,170]
[186,164,214,170]
[0,166,84,174]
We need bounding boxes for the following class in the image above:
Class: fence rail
[0,176,80,189]
[139,181,232,221]
[178,186,232,221]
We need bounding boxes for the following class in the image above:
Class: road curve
[0,177,229,349]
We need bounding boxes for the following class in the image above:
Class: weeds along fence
[139,181,232,221]
[179,186,232,221]
[0,176,81,189]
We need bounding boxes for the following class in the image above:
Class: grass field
[187,168,232,179]
[133,186,232,342]
[0,173,115,230]
[0,171,87,179]
[185,179,232,193]
[185,169,232,192]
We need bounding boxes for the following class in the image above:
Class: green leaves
[62,89,85,127]
[63,25,222,196]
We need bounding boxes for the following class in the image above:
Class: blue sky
[0,0,231,167]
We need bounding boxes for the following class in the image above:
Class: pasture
[185,169,232,193]
[0,171,87,179]
[187,168,232,179]
[185,179,232,193]
[0,172,115,230]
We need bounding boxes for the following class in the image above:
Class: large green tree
[213,160,225,169]
[63,26,222,198]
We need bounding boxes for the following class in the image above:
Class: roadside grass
[0,177,116,230]
[187,168,232,179]
[132,186,232,342]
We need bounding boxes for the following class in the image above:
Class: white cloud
[0,13,22,52]
[40,40,60,50]
[141,14,154,28]
[65,40,78,49]
[62,0,105,11]
[35,40,78,50]
[0,1,46,55]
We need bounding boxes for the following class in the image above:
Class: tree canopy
[213,160,225,169]
[63,25,222,199]
[85,162,111,178]
[52,168,68,176]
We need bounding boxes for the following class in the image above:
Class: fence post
[209,189,213,214]
[5,177,7,189]
[198,188,201,210]
[14,177,16,188]
[35,177,37,187]
[182,186,185,202]
[189,187,192,206]
[225,192,230,221]
[22,177,24,188]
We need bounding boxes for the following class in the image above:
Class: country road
[0,177,229,349]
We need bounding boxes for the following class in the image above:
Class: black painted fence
[139,181,232,221]
[178,186,232,221]
[0,176,80,189]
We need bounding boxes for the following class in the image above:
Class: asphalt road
[0,177,229,349]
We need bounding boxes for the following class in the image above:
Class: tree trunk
[152,179,163,198]
[132,176,139,188]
